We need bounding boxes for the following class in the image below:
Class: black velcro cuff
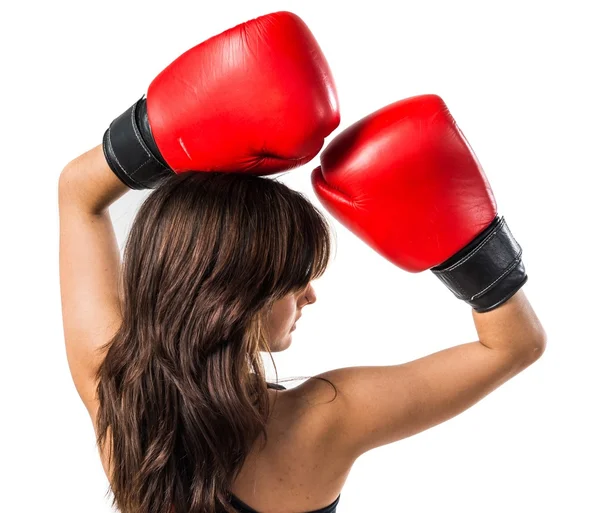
[102,97,174,190]
[431,216,528,312]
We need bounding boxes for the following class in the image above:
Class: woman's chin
[276,334,294,352]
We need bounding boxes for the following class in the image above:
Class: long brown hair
[95,171,336,513]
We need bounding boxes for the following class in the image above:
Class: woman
[58,133,546,513]
[58,12,546,513]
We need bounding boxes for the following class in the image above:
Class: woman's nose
[302,283,317,306]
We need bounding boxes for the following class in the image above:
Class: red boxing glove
[103,11,339,189]
[312,95,527,312]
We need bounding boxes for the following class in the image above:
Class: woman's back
[227,383,348,513]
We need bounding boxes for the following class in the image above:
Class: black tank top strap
[228,493,341,513]
[266,382,287,390]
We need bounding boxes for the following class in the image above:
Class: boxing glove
[311,94,527,312]
[103,11,339,190]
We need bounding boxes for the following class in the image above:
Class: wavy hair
[95,171,336,513]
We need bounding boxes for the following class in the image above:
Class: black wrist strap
[431,216,528,312]
[102,97,174,190]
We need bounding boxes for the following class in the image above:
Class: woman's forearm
[472,289,547,360]
[59,145,130,215]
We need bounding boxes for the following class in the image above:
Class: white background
[2,0,599,511]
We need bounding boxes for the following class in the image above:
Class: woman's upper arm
[312,341,541,461]
[58,172,123,414]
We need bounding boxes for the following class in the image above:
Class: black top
[228,493,341,513]
[227,382,341,513]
